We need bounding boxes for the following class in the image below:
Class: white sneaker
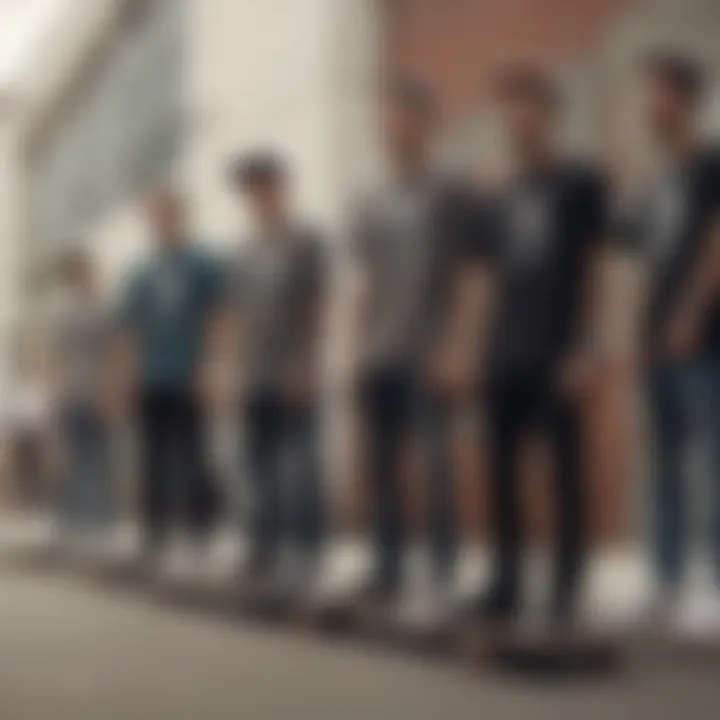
[276,552,321,599]
[635,587,682,632]
[401,582,455,629]
[161,539,199,581]
[674,589,720,640]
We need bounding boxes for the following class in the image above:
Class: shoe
[549,594,580,631]
[674,588,720,639]
[403,581,455,629]
[237,550,276,586]
[138,544,164,579]
[636,586,682,632]
[355,574,402,610]
[464,587,519,624]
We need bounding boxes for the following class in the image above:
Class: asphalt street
[0,561,718,720]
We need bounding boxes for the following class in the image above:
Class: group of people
[46,50,720,629]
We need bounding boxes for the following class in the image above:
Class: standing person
[346,77,487,613]
[119,188,222,562]
[468,67,609,626]
[210,153,327,592]
[9,334,52,511]
[50,248,117,545]
[621,54,720,625]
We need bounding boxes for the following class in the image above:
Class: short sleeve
[574,169,610,249]
[301,231,328,299]
[117,264,145,332]
[467,194,502,263]
[199,252,225,313]
[219,251,245,310]
[49,304,70,357]
[347,200,377,266]
[608,193,648,256]
[435,180,497,266]
[699,148,720,216]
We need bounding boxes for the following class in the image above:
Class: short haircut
[494,64,562,114]
[147,184,185,206]
[385,74,437,119]
[643,51,705,104]
[56,245,91,279]
[229,151,287,188]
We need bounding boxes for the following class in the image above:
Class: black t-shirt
[482,161,608,379]
[617,147,720,359]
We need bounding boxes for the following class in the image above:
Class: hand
[98,386,131,426]
[195,364,236,414]
[284,372,316,407]
[424,349,476,400]
[556,351,597,400]
[665,312,698,362]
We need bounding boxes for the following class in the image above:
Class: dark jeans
[648,358,720,587]
[484,373,584,613]
[359,367,457,590]
[244,391,323,569]
[138,388,217,550]
[57,403,115,532]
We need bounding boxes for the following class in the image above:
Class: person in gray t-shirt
[218,152,327,585]
[51,248,117,538]
[228,224,325,399]
[348,77,489,608]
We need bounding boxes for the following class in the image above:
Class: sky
[0,0,65,89]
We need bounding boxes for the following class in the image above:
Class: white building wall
[0,102,22,403]
[80,0,380,287]
[184,0,379,243]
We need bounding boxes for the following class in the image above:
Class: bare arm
[340,262,370,389]
[102,327,139,420]
[595,246,647,373]
[667,218,720,358]
[431,262,494,395]
[199,303,241,409]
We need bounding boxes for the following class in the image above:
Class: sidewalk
[2,512,719,632]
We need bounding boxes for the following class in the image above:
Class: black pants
[359,367,457,590]
[138,389,217,549]
[485,373,584,613]
[244,392,323,568]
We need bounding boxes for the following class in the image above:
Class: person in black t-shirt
[469,67,609,624]
[619,54,720,617]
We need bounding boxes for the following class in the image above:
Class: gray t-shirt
[351,174,482,372]
[53,299,114,406]
[227,227,326,394]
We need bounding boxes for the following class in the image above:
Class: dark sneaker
[464,587,519,624]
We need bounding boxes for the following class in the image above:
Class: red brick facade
[384,0,639,122]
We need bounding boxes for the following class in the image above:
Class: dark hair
[385,74,437,119]
[643,51,705,104]
[494,64,562,113]
[56,246,91,279]
[229,151,287,188]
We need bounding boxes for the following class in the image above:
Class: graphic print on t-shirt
[649,173,687,266]
[156,265,187,316]
[508,187,553,268]
[231,229,325,393]
[487,162,608,377]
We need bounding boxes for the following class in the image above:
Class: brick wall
[384,0,639,122]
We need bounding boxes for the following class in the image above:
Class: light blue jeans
[56,403,116,534]
[648,358,720,587]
